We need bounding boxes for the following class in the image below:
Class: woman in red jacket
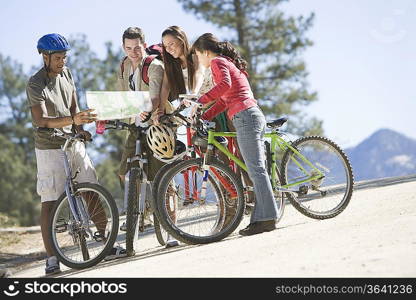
[192,33,279,236]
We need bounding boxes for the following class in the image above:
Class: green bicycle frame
[206,129,325,191]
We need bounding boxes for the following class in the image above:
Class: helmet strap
[41,52,52,73]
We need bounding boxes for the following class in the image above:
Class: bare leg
[41,201,57,257]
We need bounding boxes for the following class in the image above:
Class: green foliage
[0,212,20,227]
[0,134,39,226]
[178,0,323,136]
[0,55,38,226]
[95,158,124,208]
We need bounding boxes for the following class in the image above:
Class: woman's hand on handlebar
[150,108,164,125]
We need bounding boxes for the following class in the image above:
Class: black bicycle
[104,120,172,255]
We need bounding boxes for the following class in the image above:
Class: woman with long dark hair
[192,33,279,236]
[158,26,211,115]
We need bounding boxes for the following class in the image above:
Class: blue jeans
[232,106,278,223]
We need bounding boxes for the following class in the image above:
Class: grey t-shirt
[26,67,76,150]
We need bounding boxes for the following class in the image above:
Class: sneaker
[104,245,127,261]
[120,222,127,232]
[165,239,179,248]
[239,220,276,236]
[45,256,61,275]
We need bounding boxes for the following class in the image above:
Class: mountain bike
[154,95,354,245]
[103,119,175,255]
[47,129,119,269]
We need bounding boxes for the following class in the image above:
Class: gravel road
[10,180,416,278]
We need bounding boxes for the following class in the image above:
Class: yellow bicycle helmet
[147,124,176,159]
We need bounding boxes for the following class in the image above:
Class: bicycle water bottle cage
[266,117,288,129]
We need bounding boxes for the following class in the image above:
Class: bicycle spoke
[156,158,245,244]
[50,184,118,268]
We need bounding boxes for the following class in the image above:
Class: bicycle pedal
[165,240,179,248]
[93,232,106,242]
[55,224,68,233]
[55,220,68,233]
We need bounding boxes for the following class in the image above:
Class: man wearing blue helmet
[26,33,126,275]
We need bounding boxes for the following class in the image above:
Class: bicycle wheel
[151,160,183,246]
[155,158,245,244]
[153,213,168,245]
[126,167,140,256]
[49,183,119,269]
[281,136,354,219]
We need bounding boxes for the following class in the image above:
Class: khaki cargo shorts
[35,141,98,202]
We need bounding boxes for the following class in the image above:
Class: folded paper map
[86,91,152,120]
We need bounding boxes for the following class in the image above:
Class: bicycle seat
[266,117,288,128]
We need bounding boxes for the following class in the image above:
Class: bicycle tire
[281,136,354,219]
[153,213,167,245]
[126,167,140,256]
[151,160,185,246]
[154,162,225,244]
[155,158,245,244]
[49,183,119,269]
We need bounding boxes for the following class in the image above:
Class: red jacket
[199,56,257,121]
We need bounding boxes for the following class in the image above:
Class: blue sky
[1,0,415,147]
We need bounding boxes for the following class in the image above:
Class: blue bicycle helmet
[37,33,70,54]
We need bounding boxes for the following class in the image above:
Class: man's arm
[31,103,96,128]
[31,102,74,128]
[29,89,96,128]
[147,62,164,113]
[158,72,170,114]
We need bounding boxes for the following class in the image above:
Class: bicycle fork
[131,138,149,234]
[62,151,93,248]
[199,144,215,203]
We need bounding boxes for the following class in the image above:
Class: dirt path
[6,180,416,278]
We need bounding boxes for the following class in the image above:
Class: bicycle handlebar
[178,94,198,100]
[178,94,203,107]
[37,127,90,143]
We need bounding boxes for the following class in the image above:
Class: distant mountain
[345,129,416,181]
